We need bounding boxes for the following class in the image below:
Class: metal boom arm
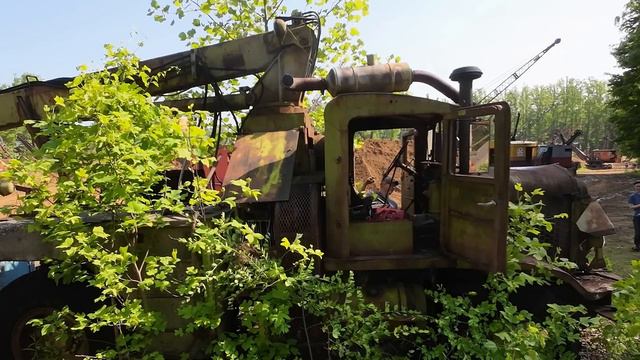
[0,17,318,131]
[480,38,560,103]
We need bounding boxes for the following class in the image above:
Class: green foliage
[410,185,593,360]
[422,281,591,360]
[27,307,91,359]
[6,46,200,357]
[598,259,640,358]
[147,0,368,65]
[507,184,575,272]
[4,45,410,360]
[609,0,640,157]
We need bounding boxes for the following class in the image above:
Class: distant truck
[591,149,620,164]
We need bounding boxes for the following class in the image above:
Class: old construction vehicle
[568,131,615,170]
[533,129,582,169]
[0,14,619,358]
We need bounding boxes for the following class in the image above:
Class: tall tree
[609,0,640,156]
[148,0,368,72]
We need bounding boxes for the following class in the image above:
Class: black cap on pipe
[449,66,483,83]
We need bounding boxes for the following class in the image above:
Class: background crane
[481,38,561,104]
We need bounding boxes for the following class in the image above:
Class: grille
[276,185,313,234]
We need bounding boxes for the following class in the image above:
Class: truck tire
[0,268,110,359]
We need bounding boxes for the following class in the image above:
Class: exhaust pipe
[282,63,462,104]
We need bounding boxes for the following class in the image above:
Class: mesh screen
[276,185,312,234]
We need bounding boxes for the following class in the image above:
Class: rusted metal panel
[159,94,249,112]
[441,178,501,270]
[0,215,192,261]
[0,80,68,131]
[577,201,616,236]
[324,251,454,271]
[591,149,619,163]
[240,107,308,134]
[510,163,607,268]
[273,182,321,252]
[222,52,246,69]
[348,220,413,256]
[510,164,578,195]
[0,219,55,260]
[519,256,619,301]
[141,23,316,107]
[223,129,299,203]
[511,164,579,256]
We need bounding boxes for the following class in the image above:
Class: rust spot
[223,130,299,203]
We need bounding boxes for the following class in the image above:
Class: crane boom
[481,38,561,103]
[0,17,318,131]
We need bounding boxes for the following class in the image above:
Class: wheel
[0,268,111,359]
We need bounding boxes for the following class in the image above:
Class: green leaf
[92,226,109,239]
[58,237,74,249]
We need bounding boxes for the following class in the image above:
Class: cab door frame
[440,102,511,272]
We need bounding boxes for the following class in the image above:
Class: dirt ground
[354,140,639,276]
[578,166,640,276]
[0,160,58,220]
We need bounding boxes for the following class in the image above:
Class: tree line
[475,78,614,152]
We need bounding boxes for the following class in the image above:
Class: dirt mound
[354,139,403,201]
[353,139,401,182]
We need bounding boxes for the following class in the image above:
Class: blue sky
[1,0,627,96]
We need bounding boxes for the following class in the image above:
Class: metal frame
[441,103,510,273]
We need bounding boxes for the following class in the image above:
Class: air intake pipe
[450,66,483,174]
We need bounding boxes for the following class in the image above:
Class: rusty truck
[0,14,619,358]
